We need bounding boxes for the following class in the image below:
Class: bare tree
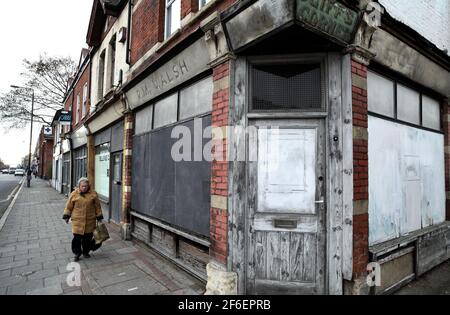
[0,158,7,170]
[0,54,76,129]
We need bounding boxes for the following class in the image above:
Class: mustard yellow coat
[63,189,103,235]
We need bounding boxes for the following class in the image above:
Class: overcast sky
[0,0,93,166]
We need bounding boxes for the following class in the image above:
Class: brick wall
[129,0,236,76]
[42,139,54,179]
[209,61,230,265]
[181,0,198,19]
[351,60,369,277]
[130,0,165,65]
[378,0,449,55]
[72,63,91,130]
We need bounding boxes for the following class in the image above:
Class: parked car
[1,169,9,174]
[8,168,16,174]
[14,169,25,176]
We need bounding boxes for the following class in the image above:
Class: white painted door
[247,119,326,294]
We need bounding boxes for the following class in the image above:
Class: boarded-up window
[131,116,212,237]
[179,76,213,120]
[422,95,441,130]
[368,116,445,245]
[397,84,420,124]
[135,105,154,135]
[153,93,178,129]
[367,71,395,117]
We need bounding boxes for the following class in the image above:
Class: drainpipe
[126,0,133,65]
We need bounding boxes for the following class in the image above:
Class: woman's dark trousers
[72,233,103,256]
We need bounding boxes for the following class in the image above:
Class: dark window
[251,63,323,111]
[73,146,87,189]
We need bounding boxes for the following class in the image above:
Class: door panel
[257,128,317,214]
[110,152,123,224]
[247,119,326,295]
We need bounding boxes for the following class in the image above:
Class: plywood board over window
[368,116,445,245]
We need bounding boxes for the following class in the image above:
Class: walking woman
[62,178,104,262]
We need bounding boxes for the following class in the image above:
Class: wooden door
[110,152,123,224]
[246,119,326,294]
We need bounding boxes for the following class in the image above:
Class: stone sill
[130,211,211,247]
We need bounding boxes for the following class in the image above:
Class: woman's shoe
[83,253,91,259]
[74,254,81,262]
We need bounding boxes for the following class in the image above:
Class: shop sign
[296,0,359,44]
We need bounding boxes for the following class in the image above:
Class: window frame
[76,94,81,124]
[98,50,106,100]
[199,0,212,9]
[82,83,88,118]
[109,35,117,89]
[134,74,213,136]
[368,67,443,134]
[165,0,181,39]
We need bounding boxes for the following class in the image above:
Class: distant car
[1,169,9,174]
[8,168,16,174]
[14,169,25,176]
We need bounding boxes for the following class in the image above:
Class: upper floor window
[108,35,117,89]
[98,50,106,99]
[199,0,212,9]
[82,83,88,118]
[165,0,181,39]
[76,94,80,124]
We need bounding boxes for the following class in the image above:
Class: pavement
[394,260,450,295]
[0,178,205,295]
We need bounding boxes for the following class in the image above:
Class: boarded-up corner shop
[120,0,450,294]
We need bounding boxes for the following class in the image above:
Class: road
[0,174,22,219]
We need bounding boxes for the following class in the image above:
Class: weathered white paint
[87,99,126,134]
[248,119,326,294]
[71,125,88,149]
[91,4,131,106]
[368,116,445,245]
[257,128,317,214]
[379,0,450,55]
[369,29,450,98]
[225,0,293,51]
[341,54,353,281]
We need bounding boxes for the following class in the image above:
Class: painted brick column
[205,60,238,295]
[351,61,369,280]
[442,99,450,221]
[210,61,230,265]
[121,112,134,240]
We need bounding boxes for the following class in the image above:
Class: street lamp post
[11,85,35,187]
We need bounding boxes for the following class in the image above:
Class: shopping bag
[93,221,110,245]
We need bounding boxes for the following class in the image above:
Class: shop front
[71,126,89,190]
[125,36,213,279]
[92,120,124,224]
[121,0,450,295]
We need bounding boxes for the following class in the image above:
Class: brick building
[34,126,54,180]
[52,0,450,294]
[52,48,91,196]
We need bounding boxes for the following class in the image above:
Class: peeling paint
[368,116,446,245]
